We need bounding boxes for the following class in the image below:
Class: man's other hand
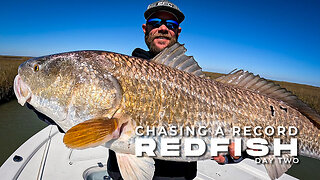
[211,142,243,164]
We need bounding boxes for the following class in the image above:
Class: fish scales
[14,51,320,158]
[103,52,320,159]
[14,49,320,179]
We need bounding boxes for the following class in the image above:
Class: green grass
[0,56,32,103]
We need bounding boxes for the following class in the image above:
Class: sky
[1,0,319,87]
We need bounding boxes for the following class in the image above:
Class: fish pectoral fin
[262,154,293,180]
[63,118,118,149]
[116,153,155,180]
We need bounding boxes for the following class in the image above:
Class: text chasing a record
[134,125,299,164]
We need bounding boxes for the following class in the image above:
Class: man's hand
[212,142,242,164]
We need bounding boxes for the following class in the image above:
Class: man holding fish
[107,1,244,179]
[14,0,320,180]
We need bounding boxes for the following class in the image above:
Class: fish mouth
[14,75,32,106]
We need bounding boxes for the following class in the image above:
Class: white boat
[0,125,297,180]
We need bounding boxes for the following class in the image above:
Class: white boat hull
[0,126,297,180]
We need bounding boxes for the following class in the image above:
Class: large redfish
[14,43,320,180]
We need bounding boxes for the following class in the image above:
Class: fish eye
[33,64,39,72]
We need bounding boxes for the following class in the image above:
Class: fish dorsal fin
[151,43,205,77]
[216,69,320,128]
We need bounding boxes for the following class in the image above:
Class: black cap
[144,0,185,23]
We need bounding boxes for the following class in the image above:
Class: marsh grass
[0,56,31,103]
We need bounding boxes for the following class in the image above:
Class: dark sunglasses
[147,18,179,30]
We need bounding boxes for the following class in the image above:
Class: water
[0,100,47,166]
[0,100,319,179]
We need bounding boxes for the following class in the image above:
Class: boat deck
[0,126,297,180]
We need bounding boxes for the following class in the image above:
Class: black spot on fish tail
[270,105,275,116]
[280,106,288,113]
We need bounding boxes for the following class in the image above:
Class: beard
[145,32,177,56]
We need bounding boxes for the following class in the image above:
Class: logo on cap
[157,1,174,8]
